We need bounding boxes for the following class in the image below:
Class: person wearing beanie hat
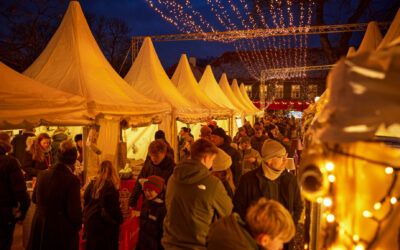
[0,132,31,250]
[28,139,82,250]
[211,128,242,187]
[233,139,303,249]
[211,148,235,199]
[238,136,262,175]
[137,175,167,250]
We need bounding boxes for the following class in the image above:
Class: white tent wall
[124,124,158,161]
[378,9,400,49]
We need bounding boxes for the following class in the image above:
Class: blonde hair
[246,198,295,242]
[92,160,120,199]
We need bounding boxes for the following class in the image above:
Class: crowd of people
[0,114,304,250]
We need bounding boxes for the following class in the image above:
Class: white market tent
[124,37,208,154]
[0,62,90,129]
[240,83,260,113]
[218,73,251,115]
[23,0,171,176]
[199,65,238,134]
[231,79,257,114]
[356,21,382,54]
[171,54,231,119]
[378,9,400,50]
[24,1,170,122]
[347,47,357,57]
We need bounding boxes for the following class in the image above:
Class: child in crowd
[208,198,295,250]
[136,175,166,250]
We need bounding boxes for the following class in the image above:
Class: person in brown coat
[28,139,82,250]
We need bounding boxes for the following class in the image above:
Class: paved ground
[12,224,24,250]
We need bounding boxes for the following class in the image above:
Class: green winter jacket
[162,159,233,250]
[207,213,259,250]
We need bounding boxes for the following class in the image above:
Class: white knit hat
[212,148,232,172]
[261,139,286,161]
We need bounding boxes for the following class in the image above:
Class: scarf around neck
[262,161,284,181]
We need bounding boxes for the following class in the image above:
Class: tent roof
[231,79,257,113]
[378,9,400,49]
[347,47,357,57]
[357,21,382,54]
[125,37,207,123]
[316,44,400,142]
[171,54,231,119]
[199,65,237,112]
[218,73,250,115]
[240,83,260,113]
[23,1,170,125]
[0,62,90,129]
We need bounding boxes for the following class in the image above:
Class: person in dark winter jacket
[250,128,268,154]
[0,132,31,250]
[51,127,68,164]
[83,160,123,250]
[129,140,175,209]
[22,133,53,180]
[162,139,233,250]
[211,148,235,200]
[208,198,295,250]
[238,136,262,175]
[210,127,241,187]
[11,127,35,165]
[233,139,303,250]
[155,130,175,162]
[28,139,82,250]
[136,175,167,250]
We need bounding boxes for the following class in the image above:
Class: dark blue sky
[78,0,399,68]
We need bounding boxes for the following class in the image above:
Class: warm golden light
[328,174,336,183]
[323,197,333,207]
[385,167,394,174]
[373,202,382,210]
[354,243,365,250]
[325,161,335,171]
[362,210,373,218]
[390,197,397,204]
[326,214,335,223]
[353,234,360,242]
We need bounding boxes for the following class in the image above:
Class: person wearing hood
[233,139,303,249]
[207,198,295,250]
[28,139,82,250]
[162,139,233,250]
[0,132,31,250]
[129,139,175,210]
[210,128,241,187]
[211,148,235,199]
[51,127,68,164]
[22,133,53,180]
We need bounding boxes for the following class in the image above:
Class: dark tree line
[0,0,132,75]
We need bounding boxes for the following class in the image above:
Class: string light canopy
[145,0,315,81]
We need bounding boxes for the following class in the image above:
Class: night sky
[76,0,399,68]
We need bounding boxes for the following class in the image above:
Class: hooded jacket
[162,159,233,250]
[207,213,259,250]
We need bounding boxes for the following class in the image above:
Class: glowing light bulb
[353,234,360,242]
[354,243,365,250]
[362,210,373,218]
[316,197,323,204]
[304,244,308,249]
[323,198,333,207]
[390,197,397,204]
[326,214,335,223]
[328,174,336,183]
[385,167,394,174]
[373,202,382,210]
[325,162,335,171]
